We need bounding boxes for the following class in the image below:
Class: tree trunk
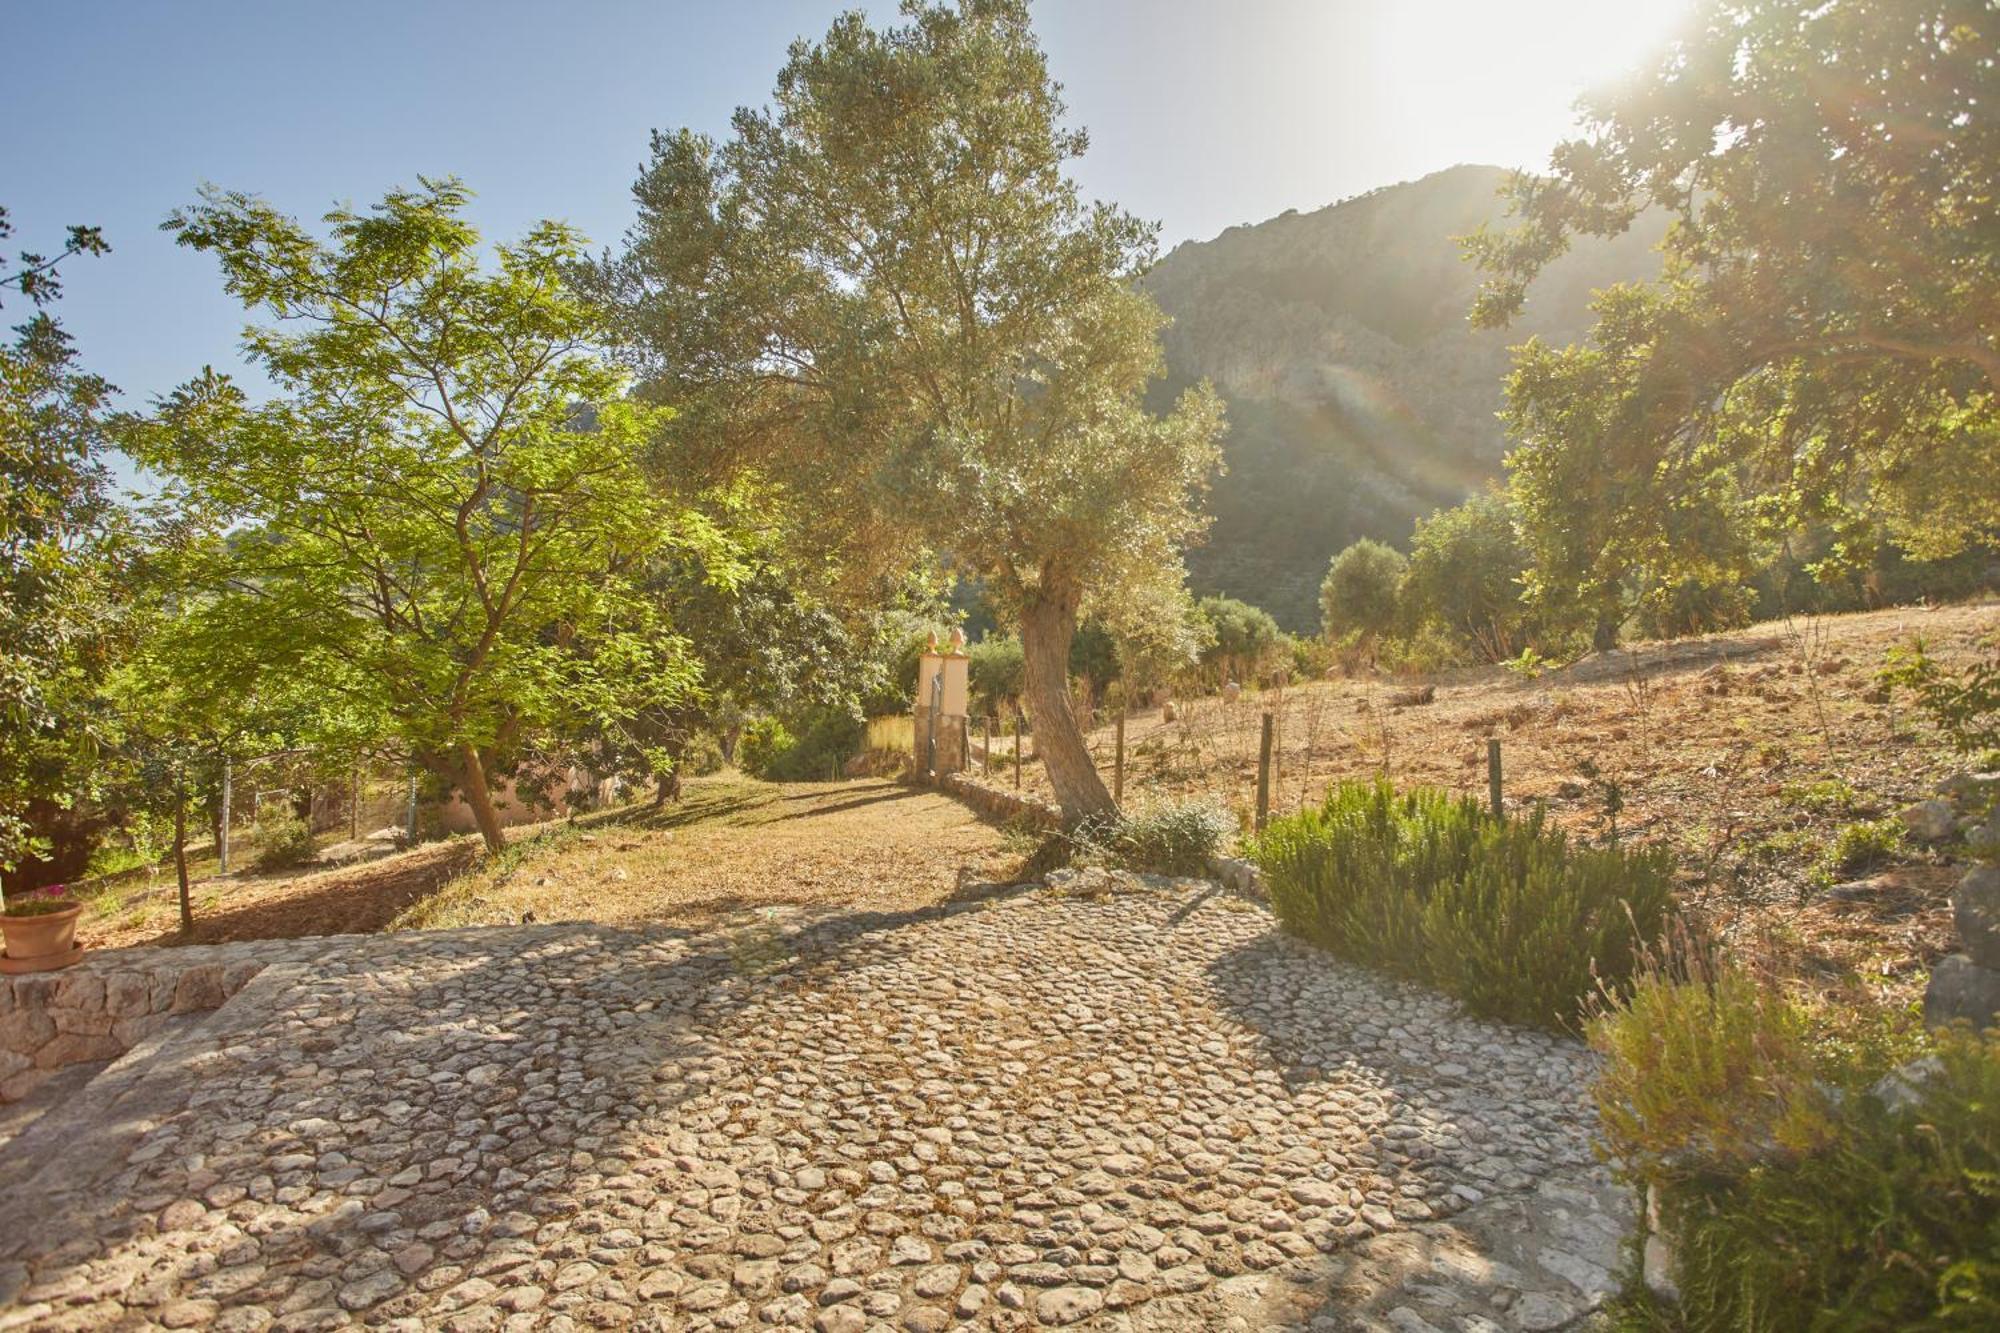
[1592,610,1620,653]
[1019,589,1116,821]
[455,743,509,854]
[173,797,193,934]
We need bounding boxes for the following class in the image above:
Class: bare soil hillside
[997,600,1999,1014]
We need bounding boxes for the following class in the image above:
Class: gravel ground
[0,874,1625,1332]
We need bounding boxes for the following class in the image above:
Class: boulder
[1937,771,2000,810]
[1953,865,2000,969]
[1924,954,2000,1030]
[1969,802,2000,860]
[1900,799,1957,842]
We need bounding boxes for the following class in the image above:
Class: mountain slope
[1143,163,1667,630]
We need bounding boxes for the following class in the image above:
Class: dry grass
[77,837,480,951]
[395,774,1022,933]
[1008,599,1999,1014]
[74,774,1023,951]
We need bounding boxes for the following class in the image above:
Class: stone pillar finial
[948,626,966,654]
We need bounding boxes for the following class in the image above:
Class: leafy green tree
[101,549,392,926]
[968,634,1025,718]
[1197,595,1283,685]
[1401,490,1531,660]
[0,209,123,885]
[591,0,1225,818]
[125,181,712,853]
[1319,539,1406,644]
[1101,581,1212,699]
[613,522,928,800]
[1468,0,2000,618]
[1069,619,1121,701]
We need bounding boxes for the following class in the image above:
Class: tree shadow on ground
[1,882,1047,1324]
[1193,920,1617,1326]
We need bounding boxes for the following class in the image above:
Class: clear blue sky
[2,0,1685,414]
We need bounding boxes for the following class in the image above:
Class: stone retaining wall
[936,772,1063,830]
[0,939,326,1103]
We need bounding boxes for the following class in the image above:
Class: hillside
[994,598,2000,1018]
[1144,163,1669,629]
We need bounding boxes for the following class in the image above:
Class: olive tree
[590,0,1224,818]
[1319,539,1406,646]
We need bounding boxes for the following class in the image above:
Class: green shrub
[1035,801,1231,880]
[1402,489,1532,660]
[1376,622,1467,676]
[1286,633,1335,682]
[737,717,795,778]
[1249,779,1676,1028]
[1880,635,2000,755]
[968,634,1025,716]
[251,809,317,870]
[1824,817,1903,879]
[1197,595,1284,684]
[1104,802,1231,876]
[680,732,726,778]
[1634,576,1755,640]
[741,708,865,782]
[1591,967,2000,1331]
[1781,777,1859,817]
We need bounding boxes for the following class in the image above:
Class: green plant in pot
[0,883,86,973]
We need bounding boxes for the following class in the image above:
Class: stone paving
[0,872,1628,1331]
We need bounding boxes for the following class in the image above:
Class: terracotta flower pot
[0,903,85,973]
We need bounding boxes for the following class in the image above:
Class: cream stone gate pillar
[914,628,971,777]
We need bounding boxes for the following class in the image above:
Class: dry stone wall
[0,938,331,1102]
[937,772,1063,830]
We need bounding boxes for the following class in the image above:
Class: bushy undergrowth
[251,809,317,870]
[740,708,864,782]
[1099,802,1231,876]
[1824,817,1904,880]
[1591,957,2000,1330]
[1248,779,1675,1029]
[1033,800,1231,879]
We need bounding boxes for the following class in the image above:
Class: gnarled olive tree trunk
[1019,587,1116,821]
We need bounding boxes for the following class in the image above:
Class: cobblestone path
[0,873,1628,1331]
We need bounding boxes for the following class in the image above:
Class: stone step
[0,962,310,1238]
[0,1057,113,1175]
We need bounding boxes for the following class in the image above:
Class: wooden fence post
[983,716,993,776]
[218,754,232,875]
[1013,715,1023,790]
[1487,737,1503,818]
[1255,712,1274,832]
[350,764,361,840]
[1113,711,1126,805]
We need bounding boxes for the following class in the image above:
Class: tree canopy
[0,209,123,880]
[1468,0,1999,624]
[125,181,720,851]
[1400,490,1531,659]
[591,0,1224,817]
[1319,539,1406,644]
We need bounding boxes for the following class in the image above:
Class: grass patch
[1248,778,1676,1029]
[1781,776,1860,817]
